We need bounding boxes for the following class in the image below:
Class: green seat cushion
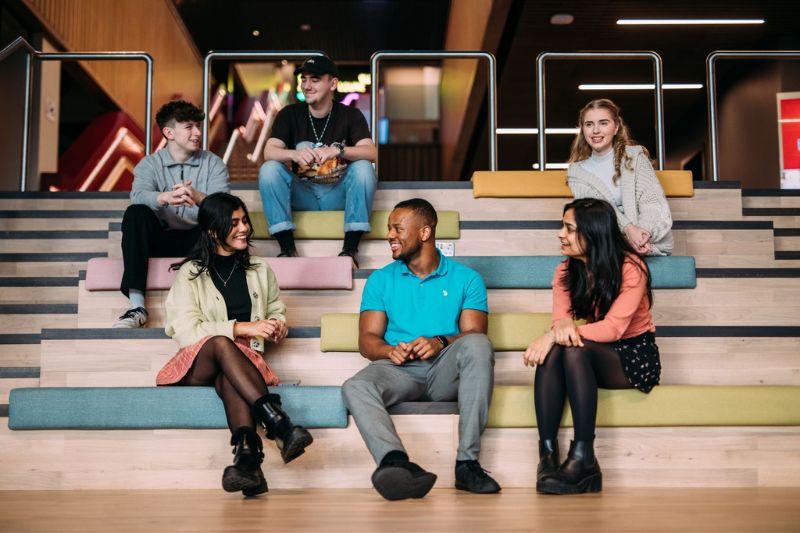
[320,312,552,352]
[251,210,460,239]
[488,384,800,427]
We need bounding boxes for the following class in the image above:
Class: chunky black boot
[252,393,313,464]
[535,439,560,488]
[222,426,268,496]
[537,439,602,495]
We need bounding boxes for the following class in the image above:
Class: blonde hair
[567,99,649,183]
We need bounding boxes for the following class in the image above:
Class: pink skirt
[156,336,280,386]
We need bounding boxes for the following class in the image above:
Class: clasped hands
[624,224,652,255]
[387,336,444,365]
[234,318,288,343]
[158,180,202,208]
[523,318,583,367]
[293,145,340,166]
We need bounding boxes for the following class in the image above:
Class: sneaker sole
[371,467,437,501]
[280,427,314,464]
[242,479,269,497]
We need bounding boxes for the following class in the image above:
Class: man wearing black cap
[258,55,377,267]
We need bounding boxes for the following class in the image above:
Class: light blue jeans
[257,142,377,234]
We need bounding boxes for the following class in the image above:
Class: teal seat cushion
[454,255,696,289]
[8,386,347,430]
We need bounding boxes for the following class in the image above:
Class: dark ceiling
[172,0,450,62]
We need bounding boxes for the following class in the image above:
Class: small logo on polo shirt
[442,290,448,297]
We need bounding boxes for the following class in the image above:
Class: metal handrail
[201,50,325,150]
[706,50,800,181]
[370,51,498,175]
[0,37,154,190]
[536,51,665,171]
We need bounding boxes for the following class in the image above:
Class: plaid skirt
[156,335,280,386]
[614,331,661,393]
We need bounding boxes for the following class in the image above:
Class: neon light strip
[532,163,569,170]
[578,83,703,90]
[617,19,765,25]
[497,128,579,135]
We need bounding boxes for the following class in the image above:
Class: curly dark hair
[155,100,205,131]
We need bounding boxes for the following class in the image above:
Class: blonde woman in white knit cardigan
[566,99,673,256]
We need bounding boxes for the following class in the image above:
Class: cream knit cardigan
[567,145,674,256]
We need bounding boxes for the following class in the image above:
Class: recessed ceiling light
[300,23,311,31]
[251,30,260,37]
[550,13,574,25]
[578,83,704,90]
[617,19,765,25]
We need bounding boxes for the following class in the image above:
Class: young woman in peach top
[523,198,661,495]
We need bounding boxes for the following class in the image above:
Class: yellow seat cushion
[250,210,460,240]
[488,384,800,427]
[471,170,694,198]
[320,312,552,352]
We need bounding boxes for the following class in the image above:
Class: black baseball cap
[294,56,339,78]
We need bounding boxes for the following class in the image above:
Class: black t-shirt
[270,102,371,149]
[210,254,251,324]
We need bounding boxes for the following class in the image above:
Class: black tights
[176,336,269,431]
[534,341,633,441]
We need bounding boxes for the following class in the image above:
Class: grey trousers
[341,333,495,464]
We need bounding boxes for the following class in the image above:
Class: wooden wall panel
[22,0,202,130]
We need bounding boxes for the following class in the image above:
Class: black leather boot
[252,393,313,464]
[222,426,268,496]
[536,438,560,488]
[537,439,602,495]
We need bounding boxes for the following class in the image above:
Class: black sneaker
[371,459,437,501]
[277,250,299,258]
[455,460,501,494]
[112,307,148,328]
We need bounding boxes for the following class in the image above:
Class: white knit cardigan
[567,145,674,256]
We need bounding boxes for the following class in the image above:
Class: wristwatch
[435,335,449,348]
[331,141,345,156]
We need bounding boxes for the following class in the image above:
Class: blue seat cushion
[454,255,696,289]
[8,385,347,430]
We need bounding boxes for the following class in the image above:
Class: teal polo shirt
[360,251,488,346]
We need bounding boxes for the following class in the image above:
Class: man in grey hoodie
[114,100,230,328]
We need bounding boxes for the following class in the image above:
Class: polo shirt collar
[157,147,202,167]
[398,249,449,280]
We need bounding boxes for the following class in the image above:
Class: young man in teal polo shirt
[342,198,501,501]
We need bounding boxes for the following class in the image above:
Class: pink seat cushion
[85,256,353,291]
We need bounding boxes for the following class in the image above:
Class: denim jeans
[257,142,377,234]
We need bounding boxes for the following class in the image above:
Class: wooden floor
[0,488,798,532]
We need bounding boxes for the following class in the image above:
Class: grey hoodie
[130,148,230,230]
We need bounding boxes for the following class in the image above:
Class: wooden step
[0,423,796,489]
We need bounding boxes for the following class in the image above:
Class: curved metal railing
[201,50,325,150]
[536,51,665,171]
[0,36,153,191]
[706,50,800,181]
[369,51,497,175]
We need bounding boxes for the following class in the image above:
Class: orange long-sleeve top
[551,256,655,343]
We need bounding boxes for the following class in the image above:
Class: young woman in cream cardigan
[157,192,313,496]
[567,98,673,256]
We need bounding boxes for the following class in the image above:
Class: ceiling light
[550,13,574,25]
[617,19,764,25]
[497,128,578,135]
[578,83,703,90]
[251,30,260,37]
[300,23,311,31]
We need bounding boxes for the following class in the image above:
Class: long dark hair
[171,192,255,278]
[561,198,653,321]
